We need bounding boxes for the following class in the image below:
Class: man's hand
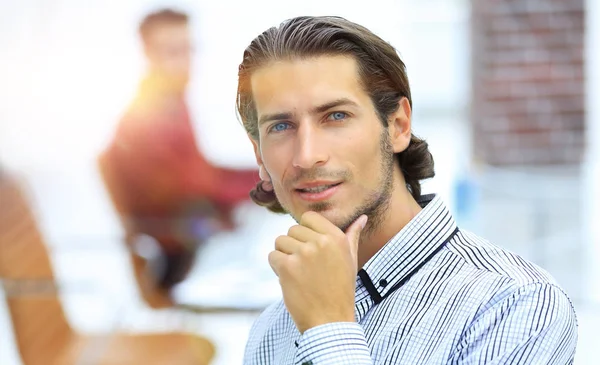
[268,211,368,333]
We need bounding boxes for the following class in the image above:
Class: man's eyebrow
[258,112,293,126]
[310,98,359,114]
[257,98,359,126]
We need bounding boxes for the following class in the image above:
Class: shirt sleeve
[448,282,578,365]
[294,322,373,365]
[243,301,285,365]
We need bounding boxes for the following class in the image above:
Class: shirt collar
[355,194,458,310]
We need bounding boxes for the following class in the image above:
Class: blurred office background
[0,0,598,364]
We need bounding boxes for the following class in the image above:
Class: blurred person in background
[98,9,258,300]
[237,16,578,364]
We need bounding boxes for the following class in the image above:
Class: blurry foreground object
[98,9,258,308]
[0,170,216,365]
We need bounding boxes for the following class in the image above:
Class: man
[236,16,578,364]
[99,9,258,293]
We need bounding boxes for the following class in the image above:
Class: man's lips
[295,182,342,193]
[294,182,342,202]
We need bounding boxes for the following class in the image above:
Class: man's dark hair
[236,16,434,213]
[138,8,189,45]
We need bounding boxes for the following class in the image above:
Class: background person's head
[236,16,434,232]
[139,9,192,91]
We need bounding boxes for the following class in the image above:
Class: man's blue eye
[271,122,289,132]
[330,112,347,120]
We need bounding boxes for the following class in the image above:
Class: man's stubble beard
[332,129,394,236]
[282,129,395,236]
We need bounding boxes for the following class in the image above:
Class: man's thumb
[345,214,368,255]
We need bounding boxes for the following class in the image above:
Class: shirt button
[295,340,299,347]
[379,279,388,287]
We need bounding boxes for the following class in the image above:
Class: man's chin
[292,204,335,221]
[290,202,356,228]
[324,208,369,233]
[312,209,356,232]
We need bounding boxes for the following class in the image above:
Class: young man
[236,16,578,364]
[99,9,258,292]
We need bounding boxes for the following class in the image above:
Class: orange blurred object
[0,172,216,365]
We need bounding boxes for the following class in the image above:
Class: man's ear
[259,166,270,182]
[250,138,270,182]
[388,97,412,153]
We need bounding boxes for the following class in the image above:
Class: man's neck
[357,174,423,269]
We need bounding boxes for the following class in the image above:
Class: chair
[97,152,176,309]
[0,172,215,365]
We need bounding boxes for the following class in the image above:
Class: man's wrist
[300,315,356,334]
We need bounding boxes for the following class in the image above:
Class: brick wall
[471,0,586,165]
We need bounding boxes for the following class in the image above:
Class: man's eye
[270,122,290,133]
[328,112,348,121]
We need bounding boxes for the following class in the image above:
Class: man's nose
[292,123,328,169]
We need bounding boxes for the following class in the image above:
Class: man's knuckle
[316,235,332,247]
[299,243,316,257]
[287,225,300,236]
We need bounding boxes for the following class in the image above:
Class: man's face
[250,55,396,231]
[145,23,192,84]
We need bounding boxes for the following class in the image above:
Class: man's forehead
[250,56,365,113]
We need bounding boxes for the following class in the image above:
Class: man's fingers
[345,215,368,259]
[287,224,320,243]
[268,250,288,277]
[275,235,303,254]
[299,211,338,234]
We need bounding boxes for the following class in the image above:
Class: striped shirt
[243,194,578,364]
